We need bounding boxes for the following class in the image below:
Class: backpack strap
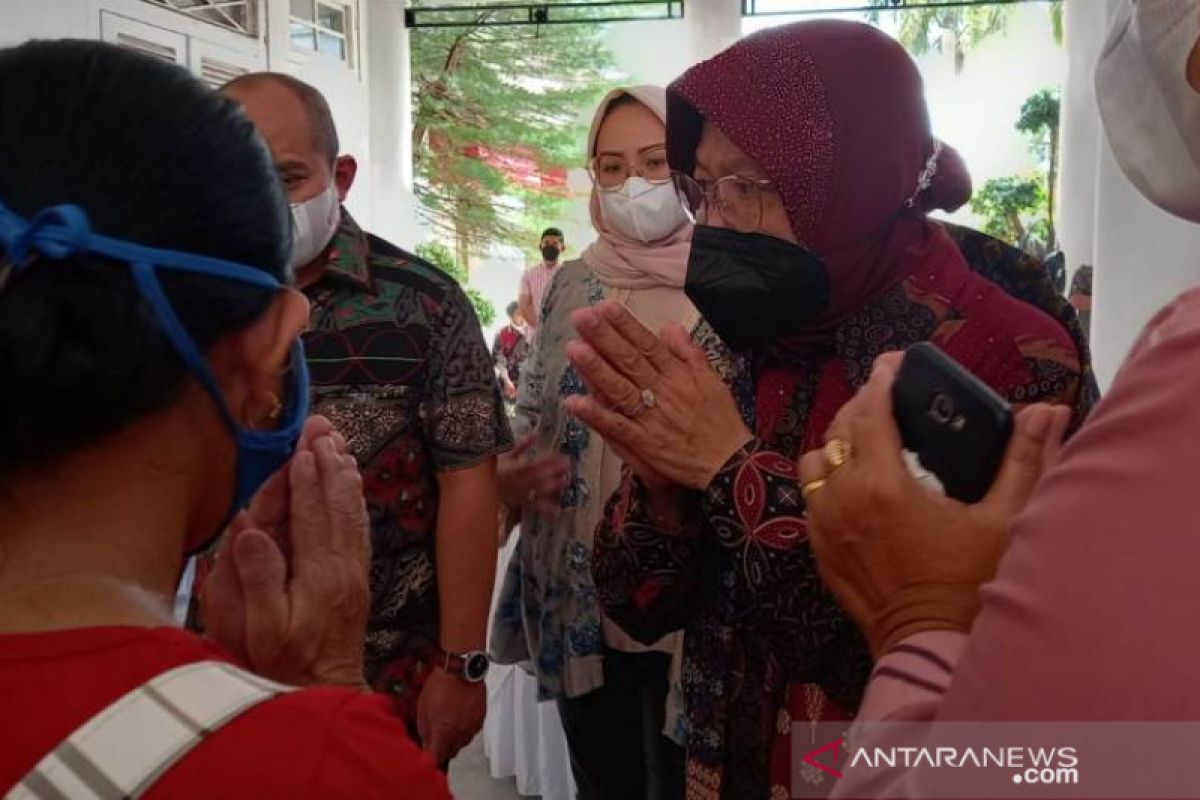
[7,660,293,799]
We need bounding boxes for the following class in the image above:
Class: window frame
[288,0,358,69]
[139,0,260,38]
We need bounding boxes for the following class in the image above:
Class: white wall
[605,0,740,87]
[365,0,422,249]
[1057,0,1105,279]
[0,0,421,250]
[0,0,93,45]
[1059,0,1200,388]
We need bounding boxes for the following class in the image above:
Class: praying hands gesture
[201,415,371,689]
[564,301,752,492]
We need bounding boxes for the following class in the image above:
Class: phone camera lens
[930,392,955,424]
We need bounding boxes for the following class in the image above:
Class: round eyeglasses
[673,173,777,233]
[588,146,672,190]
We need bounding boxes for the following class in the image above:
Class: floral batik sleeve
[422,282,514,469]
[701,438,871,705]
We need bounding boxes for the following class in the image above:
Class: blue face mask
[0,202,309,549]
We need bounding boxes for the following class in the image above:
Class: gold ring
[824,438,852,472]
[801,478,827,501]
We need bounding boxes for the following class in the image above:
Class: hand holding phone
[891,342,1014,503]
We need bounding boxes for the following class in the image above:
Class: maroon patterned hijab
[667,20,972,348]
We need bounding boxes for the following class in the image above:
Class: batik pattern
[306,211,512,720]
[593,230,1096,800]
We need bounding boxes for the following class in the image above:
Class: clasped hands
[564,301,752,493]
[201,415,371,689]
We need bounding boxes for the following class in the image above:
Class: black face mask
[542,244,561,263]
[684,225,830,352]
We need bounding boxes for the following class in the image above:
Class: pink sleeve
[832,288,1200,800]
[518,268,531,299]
[831,632,964,800]
[937,287,1200,722]
[855,631,967,722]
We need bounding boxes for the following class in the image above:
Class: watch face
[463,653,490,683]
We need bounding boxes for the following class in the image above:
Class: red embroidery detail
[752,516,808,549]
[748,448,799,480]
[734,462,767,529]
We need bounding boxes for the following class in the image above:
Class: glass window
[317,31,346,60]
[290,22,316,51]
[290,0,314,21]
[142,0,259,37]
[317,3,345,33]
[290,0,354,66]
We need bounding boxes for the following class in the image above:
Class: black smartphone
[891,342,1014,503]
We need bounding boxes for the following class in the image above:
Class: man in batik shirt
[223,73,511,764]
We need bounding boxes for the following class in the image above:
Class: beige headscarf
[581,86,694,291]
[1097,0,1200,223]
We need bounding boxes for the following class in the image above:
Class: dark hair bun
[0,40,290,478]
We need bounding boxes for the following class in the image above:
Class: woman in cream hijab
[490,86,726,800]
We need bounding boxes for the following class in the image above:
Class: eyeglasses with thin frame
[588,146,672,190]
[673,173,777,233]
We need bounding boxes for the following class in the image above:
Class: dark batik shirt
[304,209,511,719]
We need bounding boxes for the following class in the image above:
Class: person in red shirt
[493,301,531,404]
[0,40,448,799]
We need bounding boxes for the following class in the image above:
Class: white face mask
[289,181,341,271]
[1096,0,1200,223]
[598,177,691,243]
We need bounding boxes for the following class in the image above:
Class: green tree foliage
[867,1,1011,73]
[970,176,1046,246]
[1017,87,1061,246]
[971,86,1062,257]
[415,241,497,327]
[410,8,616,269]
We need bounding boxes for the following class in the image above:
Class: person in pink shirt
[519,226,566,329]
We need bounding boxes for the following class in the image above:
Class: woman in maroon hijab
[568,20,1092,800]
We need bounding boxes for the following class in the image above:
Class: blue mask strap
[1,200,308,449]
[1,201,281,291]
[129,261,241,430]
[129,260,309,450]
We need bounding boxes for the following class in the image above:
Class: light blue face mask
[0,201,309,548]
